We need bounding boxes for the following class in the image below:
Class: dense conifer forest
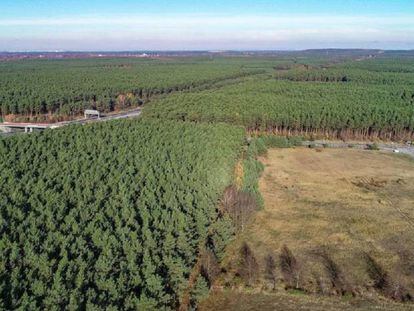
[1,51,414,309]
[144,57,414,140]
[3,54,414,139]
[0,58,262,120]
[0,119,244,309]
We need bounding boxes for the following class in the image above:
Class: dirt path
[303,140,414,158]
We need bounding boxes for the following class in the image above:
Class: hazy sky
[1,0,414,51]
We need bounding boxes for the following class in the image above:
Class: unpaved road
[303,140,414,158]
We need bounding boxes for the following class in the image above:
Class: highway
[61,108,142,126]
[0,108,142,135]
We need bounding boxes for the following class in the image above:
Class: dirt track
[303,140,414,158]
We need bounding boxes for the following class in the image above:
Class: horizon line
[3,48,414,53]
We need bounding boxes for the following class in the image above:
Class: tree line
[0,58,259,120]
[145,61,414,140]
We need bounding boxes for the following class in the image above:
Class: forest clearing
[201,148,414,310]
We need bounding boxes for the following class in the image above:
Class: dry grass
[199,290,414,311]
[208,148,414,309]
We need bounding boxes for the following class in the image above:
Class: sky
[0,0,414,51]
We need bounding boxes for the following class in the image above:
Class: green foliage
[0,119,244,309]
[0,58,260,117]
[146,77,414,135]
[2,53,414,310]
[145,58,414,139]
[242,142,265,208]
[207,216,235,261]
[189,275,210,309]
[367,143,380,150]
[246,137,268,157]
[242,159,264,207]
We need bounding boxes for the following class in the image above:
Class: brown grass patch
[199,290,413,311]
[212,148,414,309]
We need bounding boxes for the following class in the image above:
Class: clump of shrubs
[366,143,380,150]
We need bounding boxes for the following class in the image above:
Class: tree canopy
[0,119,244,309]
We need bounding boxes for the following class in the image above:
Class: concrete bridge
[0,108,141,135]
[0,122,61,133]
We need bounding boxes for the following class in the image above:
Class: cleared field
[200,290,414,311]
[208,148,414,310]
[253,148,414,271]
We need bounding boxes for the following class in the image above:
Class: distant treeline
[145,58,414,140]
[0,58,261,120]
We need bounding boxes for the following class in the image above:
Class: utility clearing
[202,148,414,310]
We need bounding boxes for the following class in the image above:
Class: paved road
[49,108,142,127]
[0,108,142,136]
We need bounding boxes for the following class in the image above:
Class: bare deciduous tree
[280,245,301,289]
[238,242,259,286]
[365,253,412,302]
[200,249,221,287]
[264,253,277,290]
[318,250,350,295]
[221,186,257,231]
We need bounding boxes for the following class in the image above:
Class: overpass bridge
[0,108,141,135]
[0,122,60,133]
